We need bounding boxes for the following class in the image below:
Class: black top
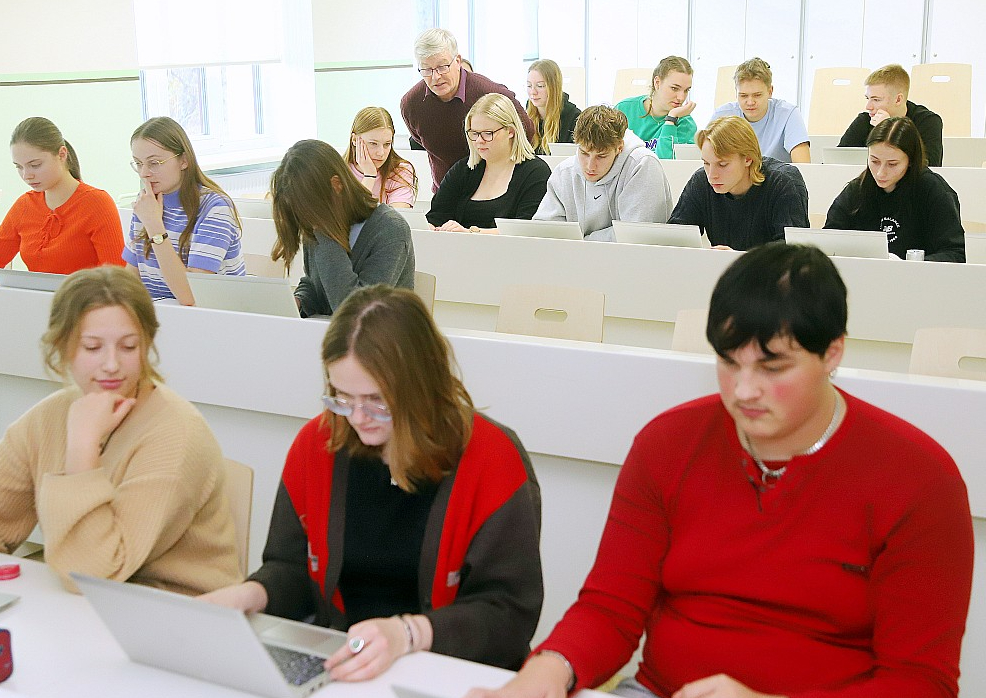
[838,101,944,167]
[337,456,439,624]
[535,93,582,155]
[668,157,810,250]
[824,168,965,262]
[426,156,551,229]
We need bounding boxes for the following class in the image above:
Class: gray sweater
[294,204,415,317]
[533,138,672,241]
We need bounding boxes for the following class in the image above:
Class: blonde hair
[42,266,162,384]
[697,116,765,186]
[413,28,458,64]
[734,57,773,89]
[866,64,910,98]
[573,105,627,152]
[525,59,564,154]
[649,56,693,103]
[130,117,241,262]
[465,93,535,168]
[270,140,377,273]
[321,285,474,491]
[343,107,417,204]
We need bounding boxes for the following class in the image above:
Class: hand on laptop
[327,614,432,682]
[462,652,571,698]
[198,581,268,614]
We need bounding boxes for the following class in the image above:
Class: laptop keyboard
[265,645,326,686]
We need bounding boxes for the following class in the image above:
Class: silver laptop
[72,573,347,698]
[187,273,299,318]
[398,208,431,230]
[545,142,577,157]
[0,593,18,612]
[613,221,710,248]
[495,218,583,240]
[785,227,889,259]
[965,232,986,264]
[821,146,868,165]
[672,143,702,160]
[0,268,66,292]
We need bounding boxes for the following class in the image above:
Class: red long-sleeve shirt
[0,182,124,273]
[538,391,973,698]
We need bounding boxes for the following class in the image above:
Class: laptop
[545,142,577,157]
[495,218,583,240]
[785,227,889,259]
[966,231,986,264]
[0,593,18,612]
[0,268,66,292]
[612,221,710,248]
[398,209,432,230]
[821,146,868,165]
[672,143,702,160]
[187,273,299,318]
[72,573,347,698]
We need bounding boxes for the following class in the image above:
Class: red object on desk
[0,565,20,581]
[0,629,11,682]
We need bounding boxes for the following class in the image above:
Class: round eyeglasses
[130,152,180,174]
[321,394,392,422]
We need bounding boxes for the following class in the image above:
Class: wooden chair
[243,253,286,279]
[413,271,437,313]
[909,327,986,381]
[671,308,712,355]
[559,66,586,110]
[224,459,255,578]
[966,231,986,264]
[612,68,653,104]
[808,67,871,135]
[496,284,605,342]
[909,63,973,137]
[714,65,738,109]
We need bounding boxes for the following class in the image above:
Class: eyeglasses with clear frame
[418,61,455,78]
[130,152,180,174]
[321,393,392,422]
[466,127,505,142]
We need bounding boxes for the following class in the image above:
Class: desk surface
[0,555,604,698]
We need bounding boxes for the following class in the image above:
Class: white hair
[414,28,458,64]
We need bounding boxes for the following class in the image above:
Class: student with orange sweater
[0,117,123,273]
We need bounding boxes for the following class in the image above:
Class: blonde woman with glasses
[526,59,581,155]
[426,93,550,234]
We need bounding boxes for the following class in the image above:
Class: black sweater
[534,93,582,155]
[824,168,965,262]
[838,102,944,167]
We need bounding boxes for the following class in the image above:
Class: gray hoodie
[533,136,673,241]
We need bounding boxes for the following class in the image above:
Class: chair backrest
[909,327,986,381]
[966,231,986,263]
[909,63,972,137]
[714,65,738,109]
[671,308,713,355]
[413,271,437,313]
[808,67,871,135]
[223,459,254,578]
[496,284,605,342]
[559,66,586,111]
[613,68,653,104]
[243,253,286,279]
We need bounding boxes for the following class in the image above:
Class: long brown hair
[648,56,693,107]
[130,117,240,262]
[270,139,377,272]
[321,284,474,491]
[525,59,564,154]
[42,266,163,384]
[343,107,417,203]
[11,117,81,181]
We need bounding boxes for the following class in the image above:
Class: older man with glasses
[400,28,534,193]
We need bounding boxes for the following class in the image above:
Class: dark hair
[271,139,377,273]
[847,116,927,217]
[11,117,81,180]
[321,284,474,491]
[707,242,847,359]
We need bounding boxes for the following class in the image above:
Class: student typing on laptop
[202,285,543,680]
[0,266,240,594]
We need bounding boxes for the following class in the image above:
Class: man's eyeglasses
[321,394,392,422]
[130,153,181,174]
[418,62,455,78]
[466,127,505,142]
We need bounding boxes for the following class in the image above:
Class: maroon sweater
[538,391,973,698]
[401,69,535,192]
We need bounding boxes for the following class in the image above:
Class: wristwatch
[150,231,169,245]
[665,115,680,125]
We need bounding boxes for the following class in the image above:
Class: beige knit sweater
[0,383,242,594]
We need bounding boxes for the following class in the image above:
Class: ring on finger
[348,635,366,654]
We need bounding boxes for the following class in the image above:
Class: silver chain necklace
[744,392,844,482]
